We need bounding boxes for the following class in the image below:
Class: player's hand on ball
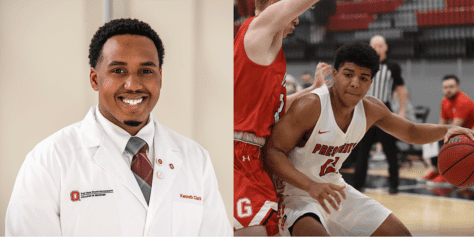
[313,62,332,88]
[307,181,346,214]
[444,126,474,143]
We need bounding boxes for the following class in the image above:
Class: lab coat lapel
[148,120,183,211]
[80,106,148,208]
[94,138,148,208]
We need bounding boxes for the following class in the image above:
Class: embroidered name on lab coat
[180,194,202,201]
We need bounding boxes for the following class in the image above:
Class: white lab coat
[6,106,232,236]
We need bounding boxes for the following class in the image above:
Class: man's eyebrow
[107,61,157,67]
[108,61,126,67]
[343,68,371,77]
[141,62,157,67]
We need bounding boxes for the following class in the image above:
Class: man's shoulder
[383,60,401,74]
[290,92,321,115]
[34,121,83,149]
[26,121,84,164]
[458,92,474,104]
[363,96,386,113]
[156,124,211,172]
[441,96,450,105]
[157,123,208,157]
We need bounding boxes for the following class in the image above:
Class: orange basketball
[438,135,474,188]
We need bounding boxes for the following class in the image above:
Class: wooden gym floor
[341,158,474,235]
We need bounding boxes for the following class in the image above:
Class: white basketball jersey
[282,85,367,197]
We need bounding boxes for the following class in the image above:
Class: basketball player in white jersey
[263,42,474,236]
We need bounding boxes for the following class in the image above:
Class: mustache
[119,90,148,94]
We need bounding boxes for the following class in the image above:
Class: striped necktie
[126,137,153,205]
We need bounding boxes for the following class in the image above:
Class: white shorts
[279,185,391,236]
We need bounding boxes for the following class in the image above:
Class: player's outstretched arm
[263,94,346,214]
[245,0,320,65]
[367,96,474,144]
[286,62,331,111]
[252,0,320,37]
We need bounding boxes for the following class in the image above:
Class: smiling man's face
[90,34,162,135]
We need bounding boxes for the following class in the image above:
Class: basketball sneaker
[427,174,452,187]
[455,188,474,199]
[427,187,453,197]
[417,170,438,182]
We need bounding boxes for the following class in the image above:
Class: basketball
[438,135,474,188]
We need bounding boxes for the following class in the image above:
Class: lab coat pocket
[172,201,203,236]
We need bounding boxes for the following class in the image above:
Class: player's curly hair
[334,42,380,78]
[89,18,164,68]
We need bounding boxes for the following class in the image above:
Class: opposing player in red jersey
[420,75,474,186]
[234,0,330,236]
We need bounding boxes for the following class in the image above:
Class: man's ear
[159,68,162,87]
[90,67,99,91]
[332,68,338,79]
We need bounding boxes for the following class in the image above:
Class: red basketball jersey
[234,16,287,138]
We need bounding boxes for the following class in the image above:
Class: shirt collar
[94,105,154,155]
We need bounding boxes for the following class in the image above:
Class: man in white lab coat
[5,18,232,236]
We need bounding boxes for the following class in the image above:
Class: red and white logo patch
[71,191,80,202]
[70,189,114,202]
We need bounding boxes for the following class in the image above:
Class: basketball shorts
[279,185,391,236]
[234,140,279,235]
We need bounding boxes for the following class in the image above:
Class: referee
[350,35,409,194]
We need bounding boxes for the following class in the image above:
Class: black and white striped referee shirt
[366,59,404,108]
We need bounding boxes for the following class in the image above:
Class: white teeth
[122,98,143,105]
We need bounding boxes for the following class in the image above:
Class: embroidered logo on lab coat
[71,190,114,202]
[71,191,80,202]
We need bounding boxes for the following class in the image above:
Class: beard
[446,92,458,100]
[123,120,143,127]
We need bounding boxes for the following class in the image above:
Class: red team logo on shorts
[237,198,253,218]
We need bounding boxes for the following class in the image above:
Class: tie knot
[125,137,148,156]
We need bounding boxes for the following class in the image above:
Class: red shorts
[234,140,279,236]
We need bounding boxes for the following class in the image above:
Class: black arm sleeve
[387,61,404,93]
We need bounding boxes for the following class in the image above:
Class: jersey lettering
[319,157,340,176]
[312,144,322,153]
[312,143,359,157]
[319,145,328,155]
[343,143,351,153]
[351,143,357,152]
[325,146,334,156]
[338,145,345,153]
[237,198,252,218]
[331,147,339,157]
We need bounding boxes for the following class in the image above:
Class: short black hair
[334,42,380,78]
[442,74,460,84]
[89,18,165,68]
